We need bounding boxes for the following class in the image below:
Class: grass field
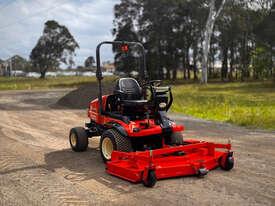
[0,76,98,90]
[0,76,274,130]
[171,81,275,130]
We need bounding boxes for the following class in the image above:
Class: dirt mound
[56,82,113,109]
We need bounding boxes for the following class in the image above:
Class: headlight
[159,102,167,109]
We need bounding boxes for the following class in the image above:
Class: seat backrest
[114,78,142,100]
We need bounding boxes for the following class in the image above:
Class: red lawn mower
[69,41,234,187]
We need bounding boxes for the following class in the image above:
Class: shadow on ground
[43,147,150,193]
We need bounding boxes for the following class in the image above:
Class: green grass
[0,76,98,90]
[171,81,275,130]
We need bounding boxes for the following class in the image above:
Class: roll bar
[96,41,148,114]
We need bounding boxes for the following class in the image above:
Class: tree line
[113,0,275,82]
[3,1,274,81]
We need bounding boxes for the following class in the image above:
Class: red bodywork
[88,95,184,137]
[88,96,232,183]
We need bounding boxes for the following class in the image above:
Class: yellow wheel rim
[70,133,77,147]
[102,137,113,160]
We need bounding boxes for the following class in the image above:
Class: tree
[252,46,273,79]
[10,55,31,72]
[216,0,239,81]
[84,56,95,68]
[139,0,178,80]
[113,0,207,81]
[30,20,79,78]
[177,0,207,81]
[255,3,275,78]
[112,0,273,82]
[113,0,141,76]
[201,0,227,83]
[255,3,275,54]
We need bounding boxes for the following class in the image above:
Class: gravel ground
[0,89,274,206]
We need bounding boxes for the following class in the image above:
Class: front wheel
[100,129,132,162]
[69,127,88,152]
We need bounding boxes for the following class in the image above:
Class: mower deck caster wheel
[142,170,157,188]
[197,168,208,177]
[69,127,88,152]
[220,152,234,171]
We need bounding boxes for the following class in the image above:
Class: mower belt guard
[106,140,232,183]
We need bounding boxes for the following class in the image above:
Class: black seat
[114,78,148,106]
[114,78,143,100]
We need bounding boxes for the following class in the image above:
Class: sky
[0,0,119,67]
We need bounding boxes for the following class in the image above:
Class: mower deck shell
[106,139,232,183]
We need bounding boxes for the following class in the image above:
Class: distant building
[102,62,115,73]
[0,59,10,76]
[0,55,29,76]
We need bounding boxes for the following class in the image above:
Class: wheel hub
[70,133,77,147]
[102,137,113,160]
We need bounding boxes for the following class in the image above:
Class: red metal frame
[88,95,184,137]
[106,140,232,183]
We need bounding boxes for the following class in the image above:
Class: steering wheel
[142,80,162,87]
[141,80,163,103]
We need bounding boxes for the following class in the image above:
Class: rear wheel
[69,127,88,152]
[100,129,132,162]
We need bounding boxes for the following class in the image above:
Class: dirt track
[0,89,275,206]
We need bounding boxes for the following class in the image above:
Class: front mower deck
[106,139,233,186]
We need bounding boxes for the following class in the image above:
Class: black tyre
[100,129,133,162]
[170,132,184,145]
[143,170,157,187]
[69,127,88,152]
[197,168,208,177]
[220,154,234,171]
